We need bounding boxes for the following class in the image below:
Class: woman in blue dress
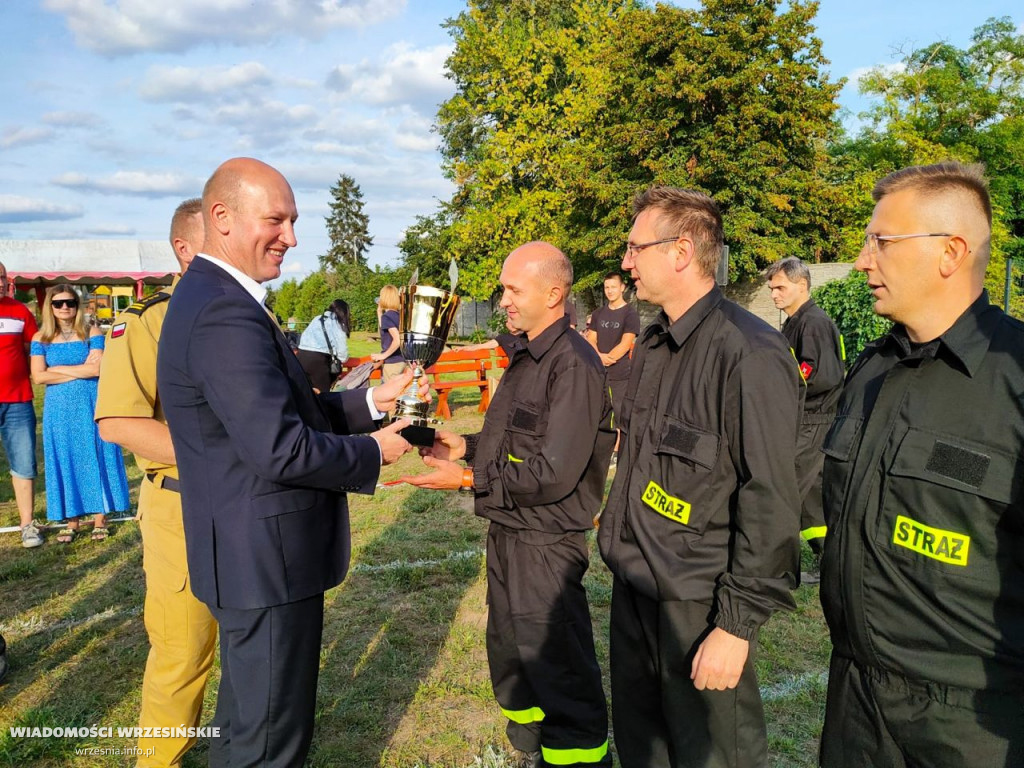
[30,284,129,542]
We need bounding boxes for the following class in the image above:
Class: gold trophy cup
[394,284,461,446]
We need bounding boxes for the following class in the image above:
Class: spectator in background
[31,285,129,542]
[765,257,844,581]
[585,271,640,462]
[371,284,406,382]
[0,262,42,548]
[297,299,350,392]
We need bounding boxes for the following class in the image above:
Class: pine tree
[321,174,373,270]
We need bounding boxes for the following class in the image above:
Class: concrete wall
[724,262,854,331]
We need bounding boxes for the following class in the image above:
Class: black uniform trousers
[207,593,324,768]
[610,578,767,768]
[486,523,611,767]
[821,654,1024,768]
[795,417,831,556]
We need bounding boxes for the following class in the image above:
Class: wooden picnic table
[339,346,509,420]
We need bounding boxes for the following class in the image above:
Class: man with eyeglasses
[598,187,801,768]
[819,162,1024,766]
[0,263,42,549]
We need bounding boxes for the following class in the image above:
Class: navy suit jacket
[157,257,381,609]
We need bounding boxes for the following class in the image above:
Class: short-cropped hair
[873,162,991,227]
[764,257,811,290]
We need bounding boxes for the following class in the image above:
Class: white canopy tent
[0,240,178,305]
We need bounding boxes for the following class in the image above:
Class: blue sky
[1,0,1019,286]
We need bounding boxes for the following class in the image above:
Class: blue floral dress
[30,335,130,522]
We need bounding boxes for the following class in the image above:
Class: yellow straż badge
[642,480,691,525]
[892,514,970,566]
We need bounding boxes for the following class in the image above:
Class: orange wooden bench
[338,347,510,420]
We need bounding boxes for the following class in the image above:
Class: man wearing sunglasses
[819,162,1024,766]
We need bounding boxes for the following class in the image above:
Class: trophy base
[400,422,436,448]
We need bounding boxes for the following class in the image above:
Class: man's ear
[171,237,190,260]
[546,283,565,310]
[672,236,696,273]
[938,234,972,279]
[210,201,231,236]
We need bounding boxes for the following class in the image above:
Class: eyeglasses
[625,237,679,257]
[863,233,951,256]
[51,299,79,309]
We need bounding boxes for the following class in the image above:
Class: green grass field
[0,346,828,767]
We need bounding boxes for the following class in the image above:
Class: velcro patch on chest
[641,480,691,525]
[510,407,539,432]
[662,423,701,455]
[799,361,813,380]
[892,514,970,566]
[925,441,990,488]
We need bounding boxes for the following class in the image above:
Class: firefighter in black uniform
[765,257,845,573]
[598,187,802,768]
[820,162,1024,767]
[403,241,615,768]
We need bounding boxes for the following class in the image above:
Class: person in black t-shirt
[586,272,640,420]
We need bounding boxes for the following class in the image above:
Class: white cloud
[394,131,437,153]
[847,61,906,86]
[43,0,408,56]
[281,260,306,274]
[41,110,103,128]
[53,170,201,198]
[139,62,274,103]
[0,195,83,223]
[2,126,55,149]
[84,224,137,235]
[325,43,454,115]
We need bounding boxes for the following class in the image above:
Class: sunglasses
[51,299,79,309]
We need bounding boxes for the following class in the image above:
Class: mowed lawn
[0,333,829,767]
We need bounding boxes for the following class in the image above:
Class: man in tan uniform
[96,199,217,767]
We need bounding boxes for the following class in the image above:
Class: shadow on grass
[0,524,151,766]
[308,488,486,768]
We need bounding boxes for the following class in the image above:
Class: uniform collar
[885,291,994,376]
[520,314,571,360]
[784,297,816,327]
[644,285,724,349]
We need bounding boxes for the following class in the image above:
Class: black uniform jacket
[821,292,1024,691]
[470,315,615,533]
[598,287,801,641]
[158,257,381,610]
[782,299,844,421]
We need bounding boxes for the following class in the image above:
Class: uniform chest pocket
[641,416,721,534]
[504,399,547,462]
[822,414,863,462]
[878,428,1022,580]
[654,416,720,470]
[820,414,863,526]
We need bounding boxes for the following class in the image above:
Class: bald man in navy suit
[158,157,418,767]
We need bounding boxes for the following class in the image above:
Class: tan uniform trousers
[136,477,217,767]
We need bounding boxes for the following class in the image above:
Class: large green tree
[321,174,374,270]
[433,0,631,298]
[838,16,1024,314]
[418,0,845,297]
